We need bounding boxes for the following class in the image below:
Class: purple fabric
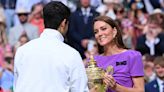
[94,50,144,92]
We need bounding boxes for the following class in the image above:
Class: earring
[113,34,115,38]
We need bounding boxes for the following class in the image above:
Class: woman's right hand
[103,73,117,90]
[89,85,98,92]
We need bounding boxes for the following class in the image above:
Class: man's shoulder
[145,79,158,87]
[17,38,39,51]
[62,43,79,55]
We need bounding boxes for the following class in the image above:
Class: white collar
[81,7,91,16]
[40,28,64,42]
[157,77,164,86]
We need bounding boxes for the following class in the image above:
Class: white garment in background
[143,0,154,14]
[90,0,102,8]
[16,0,43,12]
[145,38,160,56]
[49,0,77,12]
[96,4,116,20]
[157,77,164,92]
[96,4,106,14]
[14,29,89,92]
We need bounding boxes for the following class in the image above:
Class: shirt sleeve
[69,51,89,92]
[13,47,23,91]
[129,51,144,77]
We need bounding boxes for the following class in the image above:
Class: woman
[92,16,144,92]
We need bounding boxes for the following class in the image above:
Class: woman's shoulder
[94,49,142,60]
[126,50,142,55]
[123,50,142,59]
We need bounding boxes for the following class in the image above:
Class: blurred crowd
[0,0,164,92]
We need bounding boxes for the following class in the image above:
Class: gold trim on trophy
[106,65,114,75]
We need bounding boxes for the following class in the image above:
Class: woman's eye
[94,31,97,34]
[101,27,106,30]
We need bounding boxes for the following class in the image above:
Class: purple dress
[94,50,144,92]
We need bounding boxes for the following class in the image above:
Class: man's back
[14,29,88,92]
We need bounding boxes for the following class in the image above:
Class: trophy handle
[106,65,114,75]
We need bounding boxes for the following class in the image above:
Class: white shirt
[81,7,91,17]
[16,0,43,12]
[14,28,89,92]
[90,0,102,8]
[145,37,160,56]
[143,0,154,14]
[96,4,116,20]
[157,77,164,92]
[47,0,77,12]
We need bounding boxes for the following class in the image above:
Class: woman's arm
[104,74,144,92]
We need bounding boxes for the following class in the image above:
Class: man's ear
[58,19,68,35]
[58,19,66,31]
[60,19,67,28]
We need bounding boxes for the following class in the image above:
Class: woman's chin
[99,43,107,46]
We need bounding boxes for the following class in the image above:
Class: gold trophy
[86,55,106,92]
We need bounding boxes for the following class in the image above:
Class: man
[67,0,99,59]
[14,1,89,92]
[135,13,164,56]
[0,0,16,35]
[8,7,39,47]
[145,56,164,92]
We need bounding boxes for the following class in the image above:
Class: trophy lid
[88,55,97,68]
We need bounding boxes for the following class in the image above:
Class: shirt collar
[40,28,64,42]
[157,77,164,86]
[81,7,91,16]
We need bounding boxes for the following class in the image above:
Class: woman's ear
[113,27,117,38]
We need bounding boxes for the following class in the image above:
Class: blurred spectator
[13,33,29,55]
[160,0,164,11]
[90,0,102,8]
[67,0,99,59]
[28,3,44,34]
[143,54,156,83]
[96,0,116,20]
[15,0,45,26]
[114,3,125,21]
[83,39,99,66]
[0,67,14,92]
[144,63,156,83]
[3,45,13,72]
[129,1,148,46]
[47,0,77,12]
[0,45,14,92]
[0,14,8,67]
[16,0,43,12]
[145,56,164,92]
[0,15,8,47]
[8,7,39,47]
[136,13,164,56]
[150,9,164,33]
[0,0,16,35]
[122,18,134,48]
[143,0,161,14]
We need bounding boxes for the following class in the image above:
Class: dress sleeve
[129,51,144,77]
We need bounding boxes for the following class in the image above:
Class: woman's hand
[89,85,98,92]
[103,73,117,90]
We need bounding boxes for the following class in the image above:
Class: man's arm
[69,51,89,92]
